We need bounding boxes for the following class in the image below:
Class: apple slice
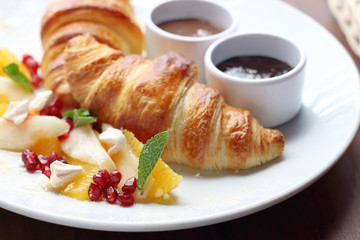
[60,124,116,171]
[0,115,69,151]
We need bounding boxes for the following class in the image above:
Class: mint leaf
[137,131,168,192]
[63,108,97,127]
[63,108,89,119]
[3,63,33,92]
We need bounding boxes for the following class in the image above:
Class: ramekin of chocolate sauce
[204,33,306,127]
[145,0,238,83]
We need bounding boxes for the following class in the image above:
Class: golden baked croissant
[64,34,285,170]
[40,0,144,108]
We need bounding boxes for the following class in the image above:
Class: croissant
[64,34,285,170]
[40,0,144,108]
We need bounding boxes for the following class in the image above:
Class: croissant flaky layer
[64,34,285,170]
[40,0,144,108]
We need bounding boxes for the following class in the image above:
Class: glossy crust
[64,34,285,170]
[40,0,144,108]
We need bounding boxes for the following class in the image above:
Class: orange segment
[60,158,99,200]
[29,136,63,156]
[122,129,182,198]
[0,48,31,79]
[122,129,143,156]
[147,160,182,198]
[0,94,9,117]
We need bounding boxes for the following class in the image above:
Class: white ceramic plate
[0,0,359,232]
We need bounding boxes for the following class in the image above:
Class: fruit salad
[0,48,182,207]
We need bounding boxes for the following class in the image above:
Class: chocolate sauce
[158,19,224,37]
[216,56,293,79]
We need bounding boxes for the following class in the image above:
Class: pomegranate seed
[42,165,51,178]
[21,149,38,172]
[105,186,118,203]
[40,99,64,118]
[65,118,74,131]
[24,61,38,75]
[109,170,122,188]
[48,98,63,111]
[117,193,135,207]
[58,118,74,141]
[58,132,69,141]
[38,155,50,170]
[31,74,43,89]
[49,152,67,164]
[22,54,39,75]
[21,149,31,163]
[40,106,62,118]
[93,169,109,188]
[22,54,32,63]
[49,152,60,163]
[122,177,137,194]
[88,183,102,201]
[50,107,63,118]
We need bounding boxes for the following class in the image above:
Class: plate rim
[0,0,360,232]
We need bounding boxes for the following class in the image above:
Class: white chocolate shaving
[49,161,83,188]
[99,123,127,155]
[2,100,29,124]
[29,90,52,111]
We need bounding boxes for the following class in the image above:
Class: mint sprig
[63,108,97,127]
[3,63,33,92]
[137,131,168,193]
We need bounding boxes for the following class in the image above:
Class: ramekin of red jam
[145,0,238,83]
[204,32,306,127]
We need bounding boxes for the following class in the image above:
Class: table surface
[1,0,360,239]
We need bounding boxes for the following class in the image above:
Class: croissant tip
[267,128,285,156]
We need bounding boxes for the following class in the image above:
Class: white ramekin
[145,0,238,83]
[204,32,306,127]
